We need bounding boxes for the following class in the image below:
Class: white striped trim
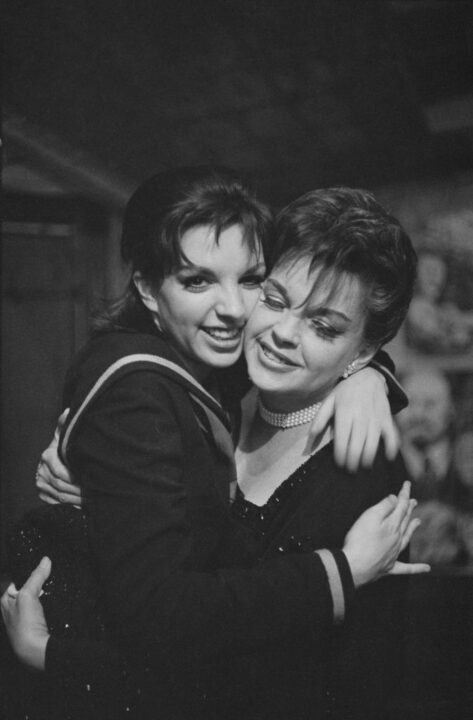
[314,549,345,624]
[61,353,223,462]
[190,393,235,463]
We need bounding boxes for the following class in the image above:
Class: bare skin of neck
[235,387,331,506]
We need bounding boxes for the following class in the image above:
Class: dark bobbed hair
[271,188,417,348]
[96,166,273,331]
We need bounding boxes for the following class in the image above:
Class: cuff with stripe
[370,355,407,415]
[314,548,355,625]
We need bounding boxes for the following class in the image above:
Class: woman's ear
[133,272,160,315]
[348,345,379,376]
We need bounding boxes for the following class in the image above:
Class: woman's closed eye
[240,273,265,288]
[310,320,341,340]
[260,289,286,310]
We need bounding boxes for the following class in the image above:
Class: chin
[205,349,243,369]
[248,367,285,395]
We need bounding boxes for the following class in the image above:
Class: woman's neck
[258,387,332,414]
[235,387,332,506]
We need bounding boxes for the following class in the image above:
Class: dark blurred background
[2,1,473,717]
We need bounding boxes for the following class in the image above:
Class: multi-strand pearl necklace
[257,395,322,429]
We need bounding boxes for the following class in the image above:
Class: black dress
[2,338,406,720]
[3,505,138,720]
[2,329,352,720]
[231,442,409,720]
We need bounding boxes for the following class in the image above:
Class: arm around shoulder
[71,371,342,670]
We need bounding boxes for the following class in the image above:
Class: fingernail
[40,557,50,568]
[7,583,19,597]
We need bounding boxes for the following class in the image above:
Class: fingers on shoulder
[382,420,400,460]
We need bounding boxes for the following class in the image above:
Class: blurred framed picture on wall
[382,192,473,573]
[399,209,473,368]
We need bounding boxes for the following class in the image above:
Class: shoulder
[60,330,197,461]
[356,446,407,502]
[311,442,406,504]
[60,339,195,467]
[63,329,183,406]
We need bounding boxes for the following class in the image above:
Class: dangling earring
[342,361,357,379]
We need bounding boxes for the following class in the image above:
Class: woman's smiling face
[244,258,375,411]
[139,224,266,379]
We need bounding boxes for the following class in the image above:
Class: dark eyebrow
[241,261,266,274]
[266,278,352,323]
[308,306,351,323]
[177,263,215,275]
[264,278,290,302]
[178,261,266,275]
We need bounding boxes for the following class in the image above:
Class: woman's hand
[36,409,83,506]
[1,557,51,671]
[342,481,430,587]
[308,367,399,472]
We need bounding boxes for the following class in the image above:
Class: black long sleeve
[68,370,347,671]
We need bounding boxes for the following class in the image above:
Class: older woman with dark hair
[230,187,419,718]
[2,172,425,720]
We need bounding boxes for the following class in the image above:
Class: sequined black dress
[2,330,354,720]
[3,504,139,720]
[230,442,409,720]
[2,340,406,720]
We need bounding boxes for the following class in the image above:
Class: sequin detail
[6,504,142,718]
[232,454,318,553]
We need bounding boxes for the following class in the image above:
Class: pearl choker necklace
[257,395,322,429]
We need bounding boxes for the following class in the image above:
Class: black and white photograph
[2,2,473,719]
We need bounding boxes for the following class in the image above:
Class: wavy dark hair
[95,166,273,331]
[272,187,417,348]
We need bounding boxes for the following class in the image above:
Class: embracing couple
[2,166,428,720]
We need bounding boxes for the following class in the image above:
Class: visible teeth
[205,328,240,340]
[262,345,290,364]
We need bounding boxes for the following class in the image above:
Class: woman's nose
[271,313,300,346]
[216,285,246,321]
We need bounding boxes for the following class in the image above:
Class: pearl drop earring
[342,361,357,379]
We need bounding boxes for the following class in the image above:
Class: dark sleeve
[329,454,409,719]
[370,349,407,415]
[71,372,351,672]
[330,574,408,720]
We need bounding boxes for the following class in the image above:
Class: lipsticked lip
[258,339,299,366]
[202,325,244,341]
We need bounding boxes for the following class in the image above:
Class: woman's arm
[35,351,405,500]
[67,371,425,672]
[1,485,425,678]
